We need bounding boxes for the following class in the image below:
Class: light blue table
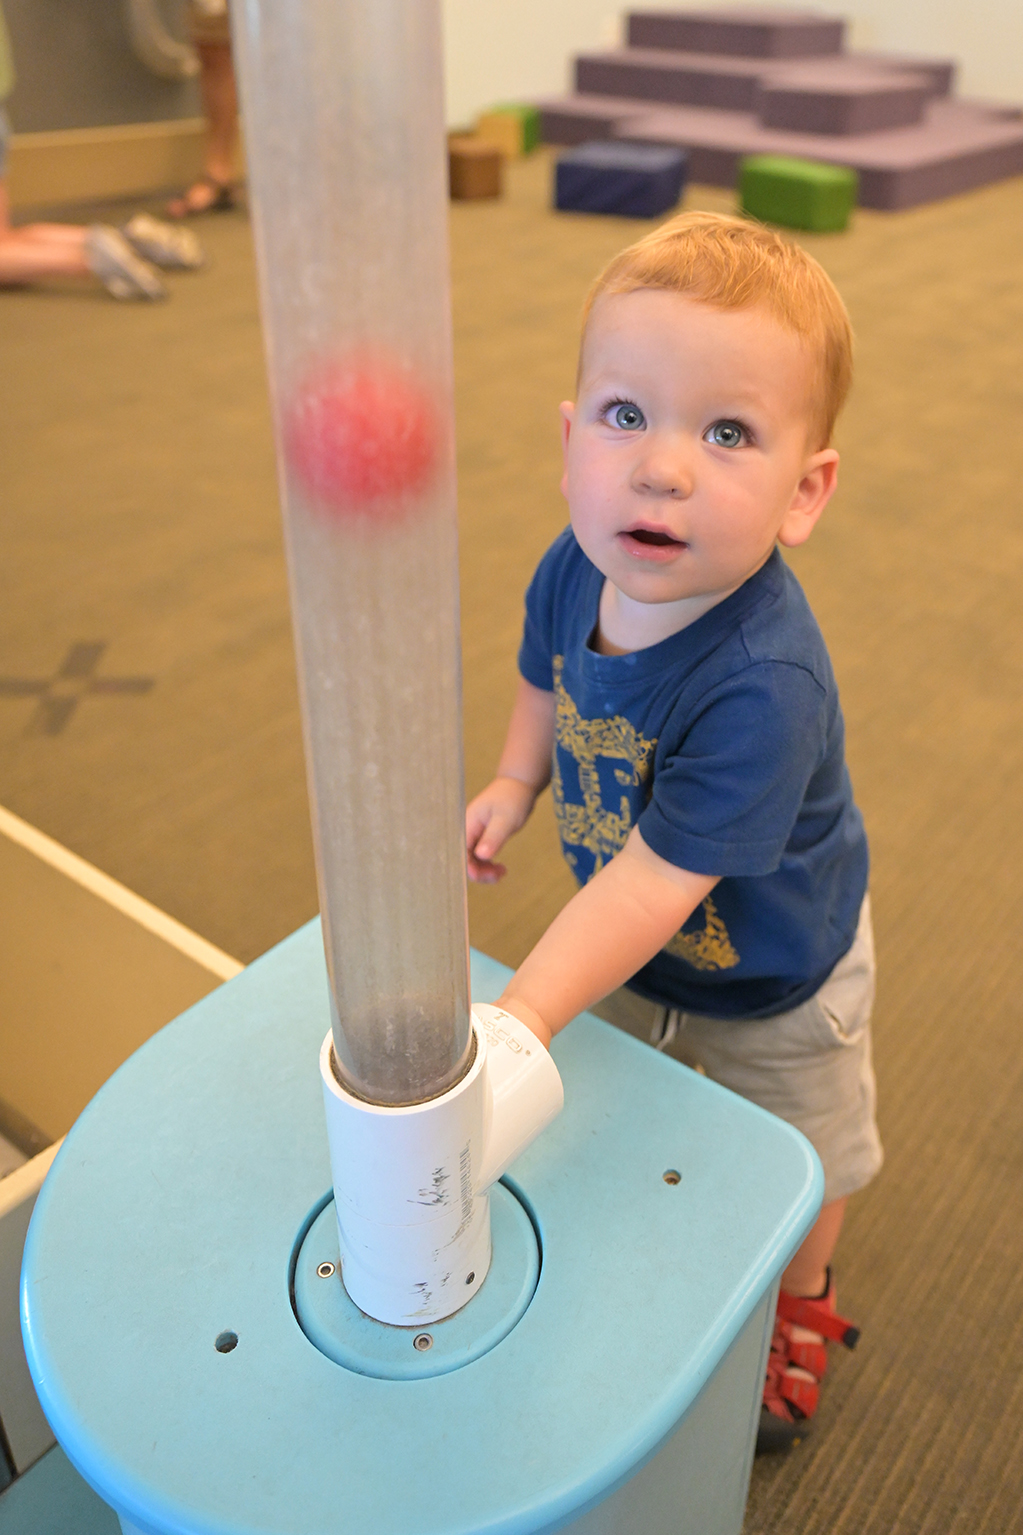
[21,923,822,1535]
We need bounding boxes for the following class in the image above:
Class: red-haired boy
[466,212,881,1450]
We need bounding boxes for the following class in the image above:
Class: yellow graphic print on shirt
[550,656,740,972]
[663,896,739,971]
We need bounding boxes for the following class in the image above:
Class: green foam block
[740,155,858,232]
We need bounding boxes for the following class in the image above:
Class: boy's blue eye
[707,420,745,448]
[608,402,646,431]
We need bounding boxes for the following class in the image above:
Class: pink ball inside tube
[283,356,440,516]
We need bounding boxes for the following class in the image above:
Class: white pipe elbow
[320,1006,563,1325]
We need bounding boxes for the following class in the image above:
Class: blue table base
[22,925,822,1535]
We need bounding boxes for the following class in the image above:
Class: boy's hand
[465,776,537,883]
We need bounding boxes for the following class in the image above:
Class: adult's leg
[199,41,238,187]
[167,40,238,214]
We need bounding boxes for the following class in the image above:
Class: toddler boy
[465,211,881,1451]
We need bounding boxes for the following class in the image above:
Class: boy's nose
[631,436,693,498]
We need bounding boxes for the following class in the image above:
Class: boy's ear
[559,401,575,500]
[777,449,839,549]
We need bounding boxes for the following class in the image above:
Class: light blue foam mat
[0,1446,119,1535]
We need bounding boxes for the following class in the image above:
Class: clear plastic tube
[230,0,471,1105]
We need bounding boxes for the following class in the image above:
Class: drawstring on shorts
[652,1006,680,1050]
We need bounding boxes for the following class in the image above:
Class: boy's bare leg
[167,42,238,214]
[781,1196,846,1296]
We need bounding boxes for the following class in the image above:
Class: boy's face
[561,290,838,611]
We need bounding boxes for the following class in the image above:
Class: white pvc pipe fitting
[320,1005,563,1325]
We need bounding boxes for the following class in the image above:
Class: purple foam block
[576,48,767,112]
[617,96,1023,209]
[757,67,931,135]
[538,95,651,145]
[555,140,688,217]
[852,51,955,98]
[575,48,946,124]
[626,9,845,60]
[957,98,1023,122]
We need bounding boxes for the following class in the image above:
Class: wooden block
[476,112,520,158]
[476,105,542,157]
[448,135,503,200]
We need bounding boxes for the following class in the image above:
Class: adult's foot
[166,176,236,219]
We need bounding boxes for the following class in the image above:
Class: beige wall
[442,0,622,125]
[837,0,1023,99]
[3,0,199,133]
[440,0,1023,127]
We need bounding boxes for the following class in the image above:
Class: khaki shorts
[188,0,231,47]
[593,896,883,1204]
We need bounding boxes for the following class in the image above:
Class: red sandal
[757,1269,859,1453]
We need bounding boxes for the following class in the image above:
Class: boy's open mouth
[618,525,687,557]
[627,528,682,546]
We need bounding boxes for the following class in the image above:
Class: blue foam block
[555,141,688,218]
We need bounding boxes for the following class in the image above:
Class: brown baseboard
[7,117,244,210]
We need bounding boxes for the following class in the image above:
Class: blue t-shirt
[518,529,868,1019]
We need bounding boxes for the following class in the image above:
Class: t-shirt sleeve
[517,530,572,693]
[638,662,829,878]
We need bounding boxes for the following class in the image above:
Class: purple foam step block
[554,141,688,217]
[537,94,651,145]
[615,97,1023,209]
[575,48,949,121]
[756,66,932,134]
[626,8,845,59]
[956,97,1023,122]
[576,47,766,112]
[853,52,955,98]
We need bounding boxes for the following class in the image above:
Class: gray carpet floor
[3,153,1023,1531]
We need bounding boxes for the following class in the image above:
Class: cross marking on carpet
[0,643,155,736]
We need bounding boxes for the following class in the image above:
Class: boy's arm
[466,676,555,883]
[497,826,718,1047]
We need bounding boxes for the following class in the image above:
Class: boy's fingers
[465,804,489,843]
[472,808,515,863]
[467,853,507,883]
[466,798,503,844]
[475,830,510,862]
[466,781,531,867]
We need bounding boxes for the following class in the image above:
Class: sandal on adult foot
[166,176,236,219]
[756,1269,859,1454]
[85,226,167,301]
[121,214,204,271]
